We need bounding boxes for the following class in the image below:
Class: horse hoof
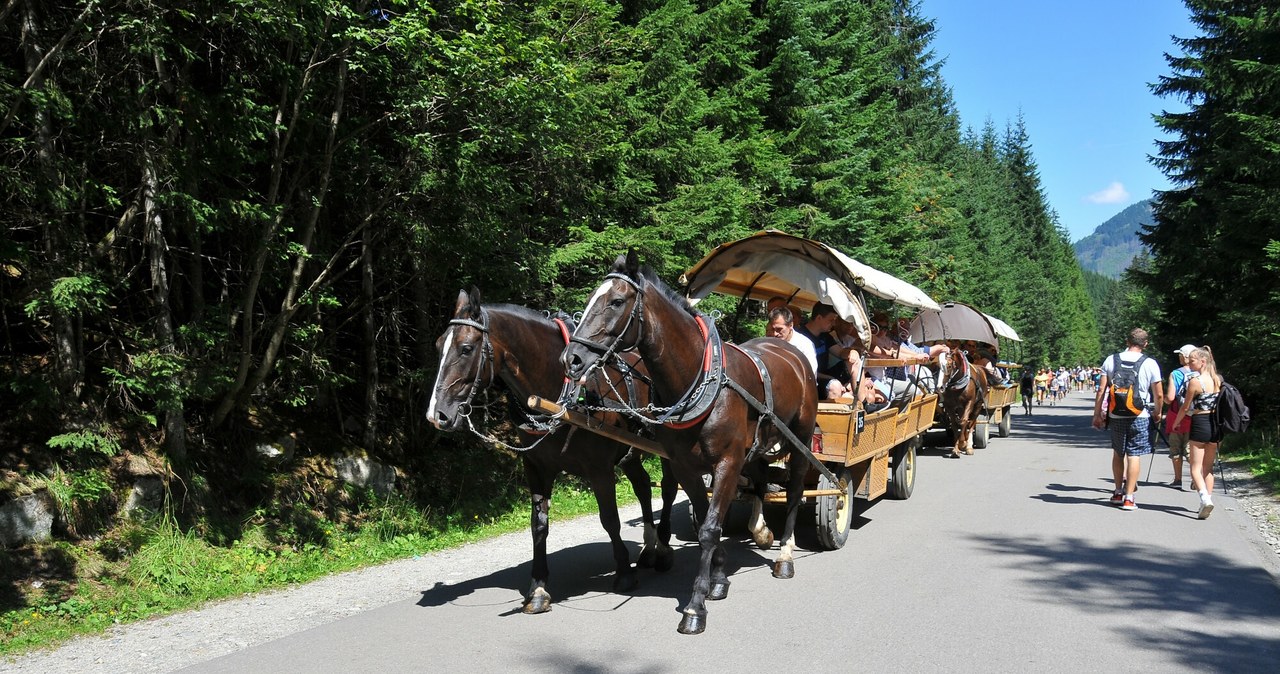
[948,452,961,459]
[678,613,707,635]
[613,571,638,594]
[772,559,795,579]
[522,595,552,614]
[654,547,675,573]
[753,530,774,550]
[708,581,730,601]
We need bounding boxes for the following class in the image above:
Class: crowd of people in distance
[1018,365,1103,412]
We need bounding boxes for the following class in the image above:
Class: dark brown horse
[940,350,989,458]
[561,252,818,635]
[428,287,675,614]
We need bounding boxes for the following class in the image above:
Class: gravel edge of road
[3,463,1278,674]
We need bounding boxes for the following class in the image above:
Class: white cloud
[1085,181,1130,204]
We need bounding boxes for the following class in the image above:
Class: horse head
[562,250,647,382]
[428,286,495,431]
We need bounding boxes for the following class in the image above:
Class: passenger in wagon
[766,306,819,382]
[866,311,935,403]
[895,317,949,392]
[963,340,1006,384]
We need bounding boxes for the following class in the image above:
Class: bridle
[442,307,583,453]
[944,349,972,391]
[568,272,646,371]
[445,308,497,421]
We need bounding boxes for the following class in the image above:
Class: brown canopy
[909,302,998,346]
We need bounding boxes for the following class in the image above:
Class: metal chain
[458,388,568,453]
[574,354,719,427]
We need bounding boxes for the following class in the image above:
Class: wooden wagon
[536,231,944,550]
[679,231,942,549]
[910,302,1022,448]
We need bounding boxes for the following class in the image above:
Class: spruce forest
[0,0,1275,582]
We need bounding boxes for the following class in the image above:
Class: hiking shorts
[1109,416,1152,457]
[1167,431,1190,460]
[1189,414,1222,444]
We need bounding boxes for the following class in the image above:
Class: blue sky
[924,1,1195,242]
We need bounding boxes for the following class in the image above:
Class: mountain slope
[1073,199,1153,278]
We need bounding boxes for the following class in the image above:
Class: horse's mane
[613,259,698,319]
[489,303,568,330]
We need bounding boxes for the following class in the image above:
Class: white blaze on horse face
[580,278,614,327]
[574,279,618,385]
[427,329,456,427]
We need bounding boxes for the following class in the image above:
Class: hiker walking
[1092,328,1164,511]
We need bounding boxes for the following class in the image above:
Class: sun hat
[1174,344,1197,357]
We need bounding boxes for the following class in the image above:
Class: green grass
[1220,423,1280,491]
[0,466,660,656]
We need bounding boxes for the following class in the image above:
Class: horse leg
[746,495,773,550]
[587,465,637,594]
[623,451,673,572]
[772,450,808,579]
[523,464,554,614]
[963,402,977,455]
[742,461,774,550]
[947,410,964,458]
[677,460,734,635]
[653,458,677,573]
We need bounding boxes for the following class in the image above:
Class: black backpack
[1106,353,1149,417]
[1215,380,1250,435]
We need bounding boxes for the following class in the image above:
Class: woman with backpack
[1170,346,1222,519]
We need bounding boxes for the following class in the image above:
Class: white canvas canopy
[983,313,1021,342]
[680,230,941,344]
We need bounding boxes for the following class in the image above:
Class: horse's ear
[465,285,483,320]
[623,248,640,276]
[452,288,470,317]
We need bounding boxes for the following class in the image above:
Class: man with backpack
[1091,328,1164,511]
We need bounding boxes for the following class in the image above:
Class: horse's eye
[609,298,626,309]
[459,344,474,356]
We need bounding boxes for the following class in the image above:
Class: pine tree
[1144,0,1280,415]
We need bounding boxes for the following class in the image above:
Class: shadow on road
[968,531,1280,669]
[414,499,806,618]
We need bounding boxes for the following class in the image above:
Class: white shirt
[1102,350,1162,418]
[786,330,819,380]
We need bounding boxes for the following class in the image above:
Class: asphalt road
[7,392,1280,673]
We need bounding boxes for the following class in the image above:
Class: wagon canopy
[680,230,941,344]
[983,313,1021,342]
[909,301,999,346]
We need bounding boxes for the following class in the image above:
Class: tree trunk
[361,226,379,449]
[212,18,334,429]
[142,150,187,462]
[22,0,81,399]
[235,49,350,411]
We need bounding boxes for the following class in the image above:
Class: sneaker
[1170,480,1183,490]
[1121,496,1137,511]
[1198,495,1214,519]
[1109,491,1124,505]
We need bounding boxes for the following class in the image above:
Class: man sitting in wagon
[963,340,1007,385]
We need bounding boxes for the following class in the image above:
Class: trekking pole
[1145,419,1170,482]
